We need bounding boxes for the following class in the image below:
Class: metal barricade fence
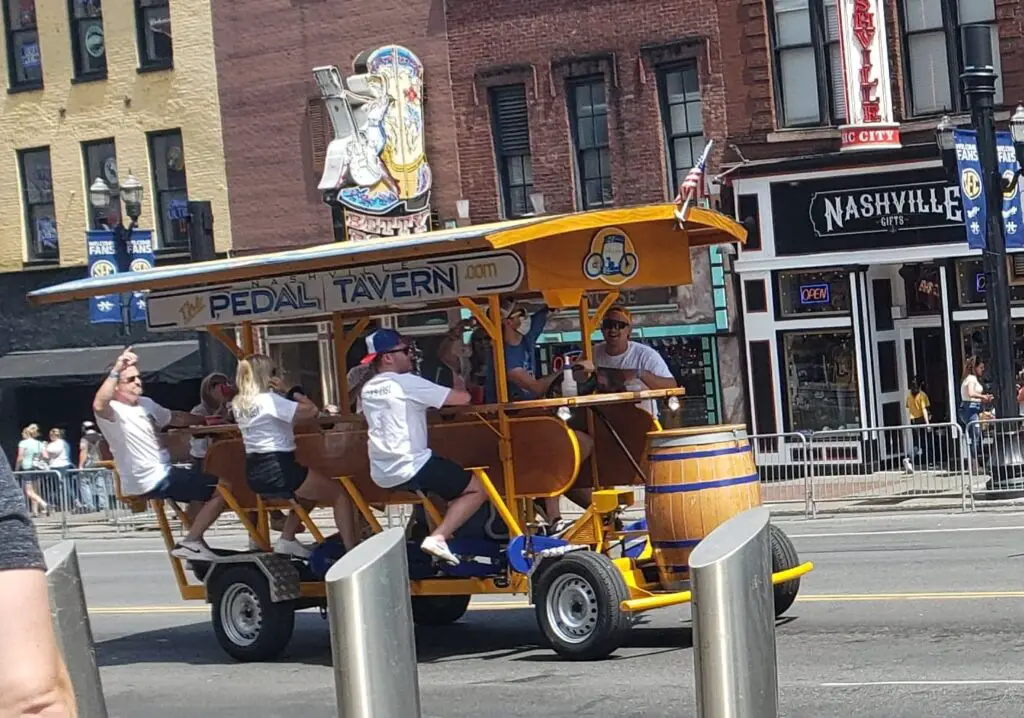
[964,415,1024,501]
[806,422,967,514]
[749,432,812,516]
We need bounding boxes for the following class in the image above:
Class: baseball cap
[360,328,405,365]
[605,305,632,323]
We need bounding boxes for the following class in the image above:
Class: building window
[776,269,851,318]
[18,147,58,262]
[135,0,172,70]
[900,0,1002,116]
[781,330,860,431]
[83,139,119,229]
[567,77,612,209]
[147,129,189,249]
[767,0,846,128]
[657,63,706,197]
[69,0,105,80]
[490,84,534,218]
[3,0,42,90]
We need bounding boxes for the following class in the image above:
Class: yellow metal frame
[66,205,817,617]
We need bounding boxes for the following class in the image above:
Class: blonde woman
[15,424,47,516]
[232,354,359,557]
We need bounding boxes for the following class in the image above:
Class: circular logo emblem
[130,258,152,273]
[961,168,983,201]
[90,259,116,278]
[582,227,639,287]
[84,24,104,58]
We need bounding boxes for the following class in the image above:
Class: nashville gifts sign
[836,0,901,151]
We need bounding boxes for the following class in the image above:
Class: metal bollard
[44,541,108,718]
[689,506,778,718]
[325,527,421,718]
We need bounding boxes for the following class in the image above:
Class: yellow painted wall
[0,0,232,273]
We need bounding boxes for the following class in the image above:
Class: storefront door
[912,327,949,423]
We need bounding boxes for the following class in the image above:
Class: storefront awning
[0,341,202,388]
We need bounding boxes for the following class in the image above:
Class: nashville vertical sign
[837,0,901,152]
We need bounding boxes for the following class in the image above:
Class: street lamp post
[936,25,1024,491]
[89,172,144,333]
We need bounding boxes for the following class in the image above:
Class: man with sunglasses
[576,306,677,417]
[360,329,484,565]
[93,346,225,561]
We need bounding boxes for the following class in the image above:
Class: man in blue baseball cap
[359,329,484,565]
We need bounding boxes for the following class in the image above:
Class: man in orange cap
[575,305,677,417]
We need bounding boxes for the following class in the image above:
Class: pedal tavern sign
[144,249,524,331]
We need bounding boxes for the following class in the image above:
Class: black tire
[533,551,632,660]
[769,524,801,617]
[210,565,295,662]
[411,595,471,626]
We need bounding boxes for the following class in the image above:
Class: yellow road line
[798,591,1024,602]
[86,591,1024,616]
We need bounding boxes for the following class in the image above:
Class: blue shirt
[484,308,549,403]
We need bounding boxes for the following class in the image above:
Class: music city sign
[145,250,524,331]
[836,0,901,151]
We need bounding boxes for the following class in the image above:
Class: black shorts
[246,451,308,499]
[148,467,218,503]
[394,455,471,502]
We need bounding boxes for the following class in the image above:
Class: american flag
[673,139,713,225]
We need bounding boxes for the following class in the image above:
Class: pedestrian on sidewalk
[905,377,931,473]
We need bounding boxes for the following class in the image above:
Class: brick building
[210,0,748,425]
[0,0,229,457]
[445,0,746,425]
[718,1,1024,453]
[210,0,462,252]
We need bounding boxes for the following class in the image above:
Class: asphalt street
[48,510,1024,717]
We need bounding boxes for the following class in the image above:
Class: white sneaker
[421,536,459,565]
[274,538,311,559]
[171,539,218,562]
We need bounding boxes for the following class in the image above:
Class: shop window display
[956,258,1024,308]
[777,269,851,318]
[781,331,860,432]
[959,322,1024,382]
[536,335,718,426]
[899,262,942,315]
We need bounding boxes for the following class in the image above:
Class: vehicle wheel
[411,595,471,626]
[210,565,295,662]
[769,524,801,617]
[533,551,631,660]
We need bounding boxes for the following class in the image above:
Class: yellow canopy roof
[27,204,745,307]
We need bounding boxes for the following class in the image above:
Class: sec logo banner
[90,259,116,278]
[961,168,982,201]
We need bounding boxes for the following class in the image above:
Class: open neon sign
[799,283,831,305]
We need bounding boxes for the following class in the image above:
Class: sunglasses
[385,346,413,356]
[120,374,142,385]
[601,320,629,331]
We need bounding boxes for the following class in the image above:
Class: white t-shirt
[361,372,451,488]
[233,392,299,454]
[45,440,71,469]
[961,374,984,402]
[593,341,674,417]
[94,397,173,496]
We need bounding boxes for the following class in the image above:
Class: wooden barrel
[644,425,761,590]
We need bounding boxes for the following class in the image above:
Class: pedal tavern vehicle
[27,203,813,662]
